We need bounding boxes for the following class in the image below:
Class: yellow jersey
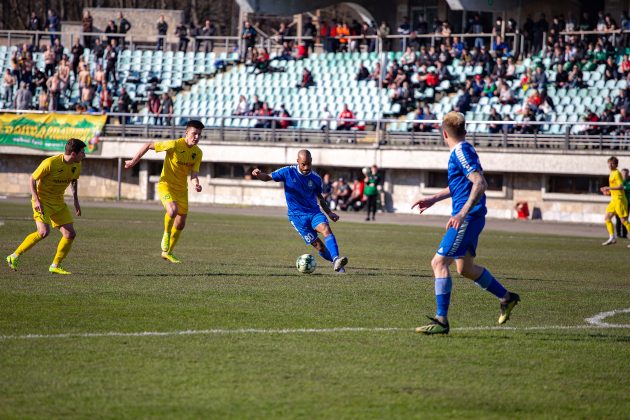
[32,154,81,204]
[154,138,202,191]
[609,169,624,200]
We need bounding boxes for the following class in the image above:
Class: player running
[601,156,630,246]
[124,120,204,263]
[252,149,348,273]
[412,112,520,334]
[6,139,86,275]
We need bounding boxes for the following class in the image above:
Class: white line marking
[585,308,630,328]
[0,324,627,341]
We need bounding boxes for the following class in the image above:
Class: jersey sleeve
[455,144,482,177]
[31,158,51,180]
[154,140,177,153]
[193,149,202,173]
[271,166,288,182]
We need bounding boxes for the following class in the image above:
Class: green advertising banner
[0,113,107,153]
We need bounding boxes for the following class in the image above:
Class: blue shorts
[289,212,329,244]
[436,216,485,258]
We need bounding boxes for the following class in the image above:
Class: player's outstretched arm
[318,193,339,222]
[412,186,451,214]
[252,168,272,182]
[124,142,155,169]
[71,179,81,216]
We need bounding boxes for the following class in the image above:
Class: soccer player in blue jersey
[252,149,349,273]
[412,112,520,334]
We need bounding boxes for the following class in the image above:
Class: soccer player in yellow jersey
[6,139,87,275]
[124,120,204,263]
[601,156,630,246]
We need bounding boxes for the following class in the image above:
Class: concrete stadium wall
[0,138,619,223]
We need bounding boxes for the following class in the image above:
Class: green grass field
[1,201,629,418]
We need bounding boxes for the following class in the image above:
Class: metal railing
[1,108,628,152]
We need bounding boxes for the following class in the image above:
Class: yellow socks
[164,213,175,235]
[15,231,44,256]
[168,228,182,254]
[52,237,74,266]
[605,220,614,236]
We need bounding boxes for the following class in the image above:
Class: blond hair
[442,111,466,139]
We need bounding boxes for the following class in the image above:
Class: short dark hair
[186,120,205,130]
[608,156,619,165]
[65,138,87,154]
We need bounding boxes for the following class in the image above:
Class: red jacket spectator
[337,104,355,130]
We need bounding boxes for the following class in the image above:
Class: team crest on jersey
[71,167,76,173]
[308,180,314,188]
[192,153,197,160]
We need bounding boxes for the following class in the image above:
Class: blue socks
[474,268,507,299]
[318,248,333,262]
[435,277,452,317]
[324,234,340,261]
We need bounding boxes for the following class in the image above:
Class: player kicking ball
[252,149,348,273]
[412,112,520,334]
[125,120,204,263]
[6,139,86,275]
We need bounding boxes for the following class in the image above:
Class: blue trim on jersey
[289,212,329,244]
[436,216,485,258]
[448,142,487,218]
[272,165,323,216]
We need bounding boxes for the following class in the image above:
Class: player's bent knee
[38,229,50,238]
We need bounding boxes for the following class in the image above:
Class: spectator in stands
[296,68,315,89]
[99,83,113,112]
[296,42,309,60]
[321,20,332,53]
[32,67,46,95]
[241,20,257,61]
[345,176,365,211]
[567,64,583,88]
[454,87,472,113]
[93,64,106,92]
[197,20,217,53]
[71,39,84,77]
[277,104,293,129]
[614,89,629,114]
[468,14,485,49]
[278,42,294,60]
[46,72,60,111]
[28,12,42,48]
[234,95,249,116]
[533,13,549,53]
[361,21,376,53]
[538,90,555,115]
[160,92,174,126]
[303,17,316,53]
[531,65,548,91]
[92,38,105,66]
[46,9,60,43]
[488,107,503,134]
[321,174,333,206]
[555,63,569,87]
[249,95,263,115]
[620,54,630,76]
[401,46,415,67]
[320,106,332,131]
[81,81,93,109]
[332,177,351,211]
[57,56,71,97]
[378,21,391,51]
[605,56,619,80]
[336,104,355,130]
[409,106,426,132]
[3,69,16,105]
[481,75,497,97]
[117,12,132,48]
[105,20,119,46]
[369,62,382,84]
[104,42,118,85]
[82,11,94,49]
[355,63,370,81]
[156,15,168,51]
[176,23,189,52]
[38,89,48,110]
[147,92,161,124]
[117,87,132,124]
[254,102,272,128]
[251,47,271,74]
[337,22,350,52]
[52,38,64,65]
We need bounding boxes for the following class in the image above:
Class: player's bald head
[297,149,311,162]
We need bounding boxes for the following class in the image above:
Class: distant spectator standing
[117,86,132,124]
[92,38,105,66]
[105,20,119,46]
[156,15,168,51]
[82,11,94,49]
[355,62,370,81]
[241,21,257,61]
[364,165,382,221]
[378,21,391,51]
[3,69,17,105]
[46,9,60,43]
[117,12,132,48]
[46,72,60,111]
[176,23,189,52]
[160,92,174,126]
[197,20,217,53]
[28,12,42,48]
[234,95,249,116]
[71,39,84,77]
[147,92,161,124]
[104,43,118,85]
[303,17,317,53]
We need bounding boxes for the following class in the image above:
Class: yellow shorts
[606,198,629,218]
[33,199,73,228]
[157,183,188,215]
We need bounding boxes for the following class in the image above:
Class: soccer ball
[362,167,369,176]
[296,254,317,274]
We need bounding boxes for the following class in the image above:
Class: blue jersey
[448,141,487,218]
[271,165,323,216]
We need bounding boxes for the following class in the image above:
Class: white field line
[0,309,627,341]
